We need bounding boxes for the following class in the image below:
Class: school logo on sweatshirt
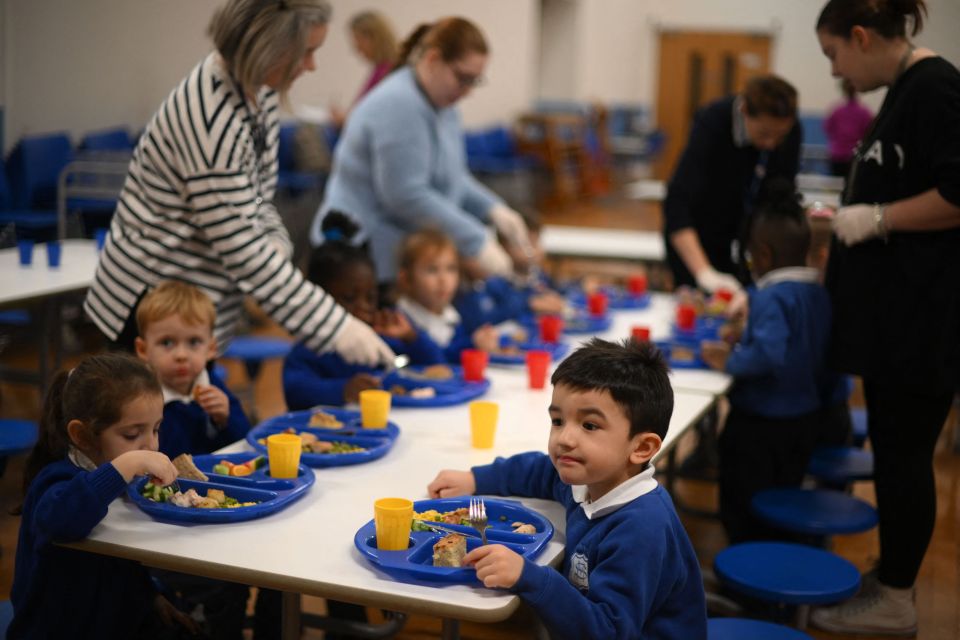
[569,552,589,591]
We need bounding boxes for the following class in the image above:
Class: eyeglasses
[448,63,485,89]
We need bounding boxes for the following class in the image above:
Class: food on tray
[172,453,209,482]
[389,384,437,399]
[257,428,366,454]
[421,364,454,380]
[412,507,469,530]
[511,522,537,534]
[493,344,522,356]
[141,482,257,508]
[432,533,467,567]
[671,345,696,363]
[308,410,344,428]
[511,328,529,343]
[211,455,266,477]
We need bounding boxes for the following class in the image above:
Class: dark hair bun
[321,210,361,244]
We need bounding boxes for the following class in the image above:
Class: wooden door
[654,31,772,180]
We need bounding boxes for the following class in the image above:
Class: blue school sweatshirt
[726,268,832,418]
[473,453,707,640]
[455,277,531,334]
[158,368,251,459]
[283,333,445,410]
[9,459,156,639]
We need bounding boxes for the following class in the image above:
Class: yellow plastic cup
[469,401,499,449]
[266,433,302,478]
[360,389,392,429]
[374,497,414,550]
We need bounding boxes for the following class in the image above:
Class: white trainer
[811,579,917,636]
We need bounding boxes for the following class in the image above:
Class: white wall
[2,0,539,151]
[538,0,580,100]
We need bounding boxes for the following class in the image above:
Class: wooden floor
[1,190,958,639]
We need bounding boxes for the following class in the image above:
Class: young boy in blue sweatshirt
[283,214,446,410]
[134,280,250,459]
[701,182,832,543]
[428,338,707,640]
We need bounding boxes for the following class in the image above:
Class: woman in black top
[811,1,960,635]
[663,75,802,293]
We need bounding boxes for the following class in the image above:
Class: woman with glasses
[310,17,533,292]
[85,0,394,369]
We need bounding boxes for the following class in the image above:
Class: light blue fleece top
[311,66,502,282]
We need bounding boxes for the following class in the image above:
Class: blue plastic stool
[849,407,868,447]
[708,617,813,639]
[211,362,229,384]
[222,336,293,381]
[807,446,874,485]
[714,542,860,628]
[0,419,39,456]
[0,600,13,638]
[751,488,878,536]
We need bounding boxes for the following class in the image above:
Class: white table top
[540,225,665,262]
[73,364,714,622]
[0,239,99,306]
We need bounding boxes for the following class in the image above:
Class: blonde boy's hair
[398,229,458,272]
[136,281,217,336]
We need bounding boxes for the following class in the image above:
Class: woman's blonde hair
[350,11,397,66]
[208,0,332,98]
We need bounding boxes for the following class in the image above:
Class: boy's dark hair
[743,75,798,120]
[749,178,810,268]
[551,338,673,439]
[308,211,375,288]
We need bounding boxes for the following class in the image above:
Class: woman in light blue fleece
[310,17,532,286]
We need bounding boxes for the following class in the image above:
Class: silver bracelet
[874,203,889,242]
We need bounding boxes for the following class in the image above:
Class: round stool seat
[211,362,229,384]
[807,446,874,484]
[223,336,293,362]
[714,542,860,605]
[0,420,39,455]
[849,407,868,448]
[752,488,878,536]
[708,617,813,639]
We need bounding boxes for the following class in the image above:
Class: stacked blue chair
[222,336,293,420]
[0,419,39,480]
[807,445,874,487]
[714,542,860,628]
[849,406,868,447]
[277,123,324,194]
[0,156,58,240]
[5,132,74,211]
[465,126,536,175]
[708,617,813,639]
[80,127,134,152]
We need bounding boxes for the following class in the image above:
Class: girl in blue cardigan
[283,213,447,410]
[10,353,197,639]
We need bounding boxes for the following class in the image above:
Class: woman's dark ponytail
[393,23,433,71]
[817,0,927,39]
[22,371,72,498]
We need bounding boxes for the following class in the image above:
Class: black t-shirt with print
[826,57,960,392]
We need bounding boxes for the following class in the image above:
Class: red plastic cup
[539,315,564,343]
[715,288,734,303]
[627,274,648,296]
[525,350,551,390]
[676,303,697,331]
[631,326,651,342]
[587,292,608,317]
[460,349,489,382]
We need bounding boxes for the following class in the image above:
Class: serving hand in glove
[490,204,533,254]
[832,204,888,246]
[695,266,743,295]
[463,236,513,279]
[331,315,396,367]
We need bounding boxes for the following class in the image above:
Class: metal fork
[469,497,488,545]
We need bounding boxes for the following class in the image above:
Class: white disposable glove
[695,266,742,294]
[474,236,513,277]
[833,204,885,246]
[490,204,533,253]
[330,314,396,367]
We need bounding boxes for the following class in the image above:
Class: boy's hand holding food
[427,470,476,498]
[113,450,178,484]
[472,325,499,352]
[194,384,230,427]
[465,544,525,589]
[700,340,731,371]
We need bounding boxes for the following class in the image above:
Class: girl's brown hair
[398,229,458,273]
[350,11,398,66]
[394,17,488,71]
[817,0,927,39]
[22,354,162,496]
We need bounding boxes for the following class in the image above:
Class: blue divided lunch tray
[382,366,490,407]
[489,334,570,366]
[655,340,709,370]
[671,314,724,342]
[520,312,613,336]
[247,407,399,467]
[568,285,651,311]
[128,453,315,524]
[354,497,554,584]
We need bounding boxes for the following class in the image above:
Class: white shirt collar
[756,266,821,290]
[396,297,460,347]
[162,367,210,405]
[68,446,98,472]
[571,465,658,520]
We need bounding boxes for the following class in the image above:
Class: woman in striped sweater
[84,0,393,368]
